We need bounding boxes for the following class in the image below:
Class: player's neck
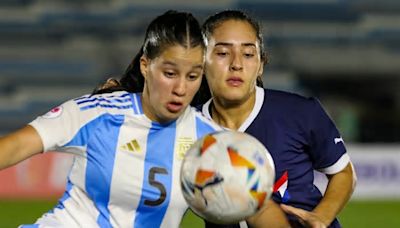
[211,91,256,130]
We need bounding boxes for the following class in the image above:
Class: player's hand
[281,204,327,228]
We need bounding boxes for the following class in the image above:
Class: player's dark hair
[203,10,267,88]
[93,10,205,95]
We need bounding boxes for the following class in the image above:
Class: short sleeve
[29,99,85,152]
[307,98,349,174]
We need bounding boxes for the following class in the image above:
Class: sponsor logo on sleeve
[334,137,344,144]
[42,106,63,119]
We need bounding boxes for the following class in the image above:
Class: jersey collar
[202,86,265,132]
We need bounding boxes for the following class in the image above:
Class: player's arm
[0,125,43,170]
[281,161,356,227]
[247,199,290,228]
[313,161,356,225]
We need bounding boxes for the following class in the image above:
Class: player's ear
[257,61,264,76]
[140,56,149,79]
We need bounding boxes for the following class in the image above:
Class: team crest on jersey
[176,137,194,160]
[42,106,63,119]
[120,139,141,153]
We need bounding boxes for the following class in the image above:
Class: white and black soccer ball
[180,131,275,224]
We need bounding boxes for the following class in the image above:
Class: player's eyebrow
[242,43,256,48]
[162,61,177,67]
[192,64,204,70]
[215,42,256,48]
[215,42,232,47]
[162,61,203,70]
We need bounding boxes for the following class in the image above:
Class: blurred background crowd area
[0,0,400,143]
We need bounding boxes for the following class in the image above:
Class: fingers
[281,204,308,220]
[281,204,327,228]
[281,204,308,227]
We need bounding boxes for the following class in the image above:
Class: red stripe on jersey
[273,171,288,193]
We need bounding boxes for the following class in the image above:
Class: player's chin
[163,108,186,122]
[219,88,247,99]
[221,94,247,105]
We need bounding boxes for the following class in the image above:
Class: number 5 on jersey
[144,167,168,206]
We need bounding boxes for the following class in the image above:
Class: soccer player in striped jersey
[0,10,222,228]
[199,10,357,228]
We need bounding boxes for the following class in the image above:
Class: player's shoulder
[265,88,311,102]
[72,90,131,104]
[70,91,140,115]
[264,88,318,110]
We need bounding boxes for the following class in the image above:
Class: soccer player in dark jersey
[200,10,357,228]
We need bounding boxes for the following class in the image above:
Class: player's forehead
[209,20,258,47]
[153,45,204,69]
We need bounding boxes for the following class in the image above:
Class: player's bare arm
[314,162,356,225]
[247,199,290,228]
[0,125,43,169]
[282,162,356,227]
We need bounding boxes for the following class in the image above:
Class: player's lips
[226,77,243,87]
[167,101,184,113]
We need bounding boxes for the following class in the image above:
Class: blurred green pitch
[0,200,399,228]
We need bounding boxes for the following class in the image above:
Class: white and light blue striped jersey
[25,91,222,228]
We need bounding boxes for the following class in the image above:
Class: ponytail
[120,47,145,93]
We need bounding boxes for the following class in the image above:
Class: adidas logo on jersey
[120,139,141,153]
[176,137,194,160]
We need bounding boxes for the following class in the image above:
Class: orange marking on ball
[201,135,217,155]
[250,191,267,209]
[227,147,255,169]
[195,169,215,186]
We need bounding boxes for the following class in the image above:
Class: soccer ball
[180,131,275,224]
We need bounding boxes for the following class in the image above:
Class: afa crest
[176,137,194,160]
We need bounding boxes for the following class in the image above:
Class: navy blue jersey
[201,87,350,227]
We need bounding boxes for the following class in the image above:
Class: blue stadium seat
[237,1,360,22]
